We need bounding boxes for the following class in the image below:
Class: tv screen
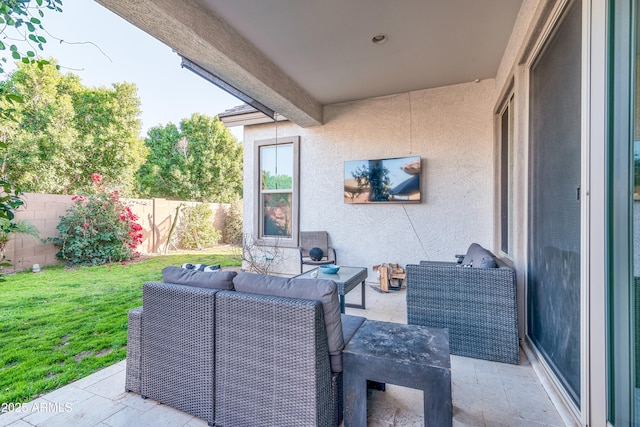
[344,156,421,203]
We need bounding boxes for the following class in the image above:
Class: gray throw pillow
[162,266,236,290]
[181,263,221,272]
[462,243,483,266]
[233,272,344,372]
[478,256,497,269]
[461,243,498,268]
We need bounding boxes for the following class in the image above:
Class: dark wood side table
[343,320,452,427]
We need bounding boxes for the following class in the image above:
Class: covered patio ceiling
[95,0,523,127]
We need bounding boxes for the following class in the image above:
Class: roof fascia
[96,0,323,127]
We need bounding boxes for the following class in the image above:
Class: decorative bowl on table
[319,265,340,274]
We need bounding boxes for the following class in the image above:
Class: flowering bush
[50,174,143,266]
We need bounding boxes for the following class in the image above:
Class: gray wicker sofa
[126,267,365,426]
[406,243,519,364]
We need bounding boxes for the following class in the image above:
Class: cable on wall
[402,204,429,260]
[408,91,414,155]
[274,112,279,186]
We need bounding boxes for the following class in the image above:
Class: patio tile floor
[1,282,570,427]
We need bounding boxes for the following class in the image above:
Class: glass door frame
[608,0,636,424]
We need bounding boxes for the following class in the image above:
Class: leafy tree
[261,170,292,190]
[137,113,242,203]
[0,0,63,114]
[0,60,148,195]
[0,0,63,280]
[0,0,63,229]
[352,162,391,202]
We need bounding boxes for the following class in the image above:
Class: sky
[24,0,244,140]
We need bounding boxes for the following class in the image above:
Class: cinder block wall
[4,193,230,272]
[7,193,74,273]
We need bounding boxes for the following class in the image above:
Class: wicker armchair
[406,248,519,364]
[299,231,337,273]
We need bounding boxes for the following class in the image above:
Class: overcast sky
[30,0,244,139]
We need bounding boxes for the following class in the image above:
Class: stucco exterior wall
[243,80,496,280]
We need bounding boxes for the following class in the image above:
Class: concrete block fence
[5,193,230,273]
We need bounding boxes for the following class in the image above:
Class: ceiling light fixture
[372,34,387,44]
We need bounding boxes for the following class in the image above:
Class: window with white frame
[499,94,514,256]
[254,136,299,247]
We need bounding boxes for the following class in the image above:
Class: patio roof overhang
[95,0,523,127]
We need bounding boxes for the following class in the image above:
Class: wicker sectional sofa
[125,267,365,426]
[406,243,519,364]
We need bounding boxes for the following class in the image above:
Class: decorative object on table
[309,247,324,261]
[298,231,336,273]
[320,265,340,274]
[373,263,405,292]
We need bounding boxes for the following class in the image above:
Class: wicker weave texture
[406,263,519,364]
[140,282,216,424]
[125,307,143,393]
[331,372,343,427]
[215,291,336,427]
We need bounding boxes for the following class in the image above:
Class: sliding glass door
[528,0,582,408]
[609,0,639,424]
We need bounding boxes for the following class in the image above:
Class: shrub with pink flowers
[49,174,143,266]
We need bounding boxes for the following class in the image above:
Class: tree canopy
[137,113,243,203]
[0,0,63,223]
[0,59,148,195]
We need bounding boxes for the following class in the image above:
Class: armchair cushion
[162,266,236,290]
[233,272,344,372]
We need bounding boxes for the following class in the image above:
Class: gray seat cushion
[162,266,237,290]
[233,272,344,372]
[336,315,366,372]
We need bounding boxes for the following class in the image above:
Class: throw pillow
[163,266,236,290]
[181,263,221,272]
[309,247,324,261]
[461,243,498,268]
[461,243,483,266]
[478,256,497,269]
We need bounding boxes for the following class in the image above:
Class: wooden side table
[343,320,452,427]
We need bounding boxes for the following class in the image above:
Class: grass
[0,250,241,404]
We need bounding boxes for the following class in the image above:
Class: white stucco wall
[243,79,496,279]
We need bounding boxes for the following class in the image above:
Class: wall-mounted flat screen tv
[344,156,421,204]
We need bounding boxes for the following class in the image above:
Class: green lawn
[0,251,241,404]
